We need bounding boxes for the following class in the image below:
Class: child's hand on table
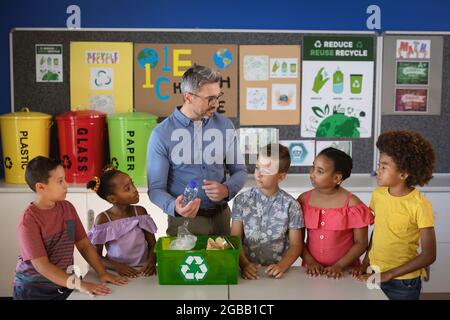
[306,261,324,277]
[99,271,129,285]
[241,262,261,280]
[323,264,344,279]
[265,264,286,279]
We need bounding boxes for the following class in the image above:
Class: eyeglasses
[188,92,224,106]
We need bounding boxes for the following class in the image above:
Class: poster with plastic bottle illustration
[36,44,63,82]
[70,42,133,113]
[301,36,374,138]
[239,45,301,125]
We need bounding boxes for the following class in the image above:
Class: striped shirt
[14,201,87,288]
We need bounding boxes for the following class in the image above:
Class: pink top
[88,207,157,267]
[300,190,374,267]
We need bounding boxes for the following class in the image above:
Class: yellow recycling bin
[0,108,52,184]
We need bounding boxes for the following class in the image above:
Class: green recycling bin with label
[107,112,158,186]
[155,236,241,285]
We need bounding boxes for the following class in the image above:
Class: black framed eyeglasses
[188,92,224,106]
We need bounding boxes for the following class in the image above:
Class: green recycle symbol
[180,255,208,281]
[356,41,363,49]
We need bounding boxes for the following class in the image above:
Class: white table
[68,267,387,300]
[68,272,228,300]
[230,267,387,300]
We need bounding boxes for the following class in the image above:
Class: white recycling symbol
[352,80,361,88]
[180,255,208,281]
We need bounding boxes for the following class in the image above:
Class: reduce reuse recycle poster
[301,36,374,138]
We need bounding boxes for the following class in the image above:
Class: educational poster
[70,42,133,113]
[393,39,431,113]
[280,140,315,166]
[396,39,431,59]
[238,128,279,155]
[395,89,428,112]
[301,36,374,138]
[396,62,429,85]
[316,140,352,157]
[239,45,301,125]
[381,36,443,116]
[35,44,63,82]
[134,44,238,117]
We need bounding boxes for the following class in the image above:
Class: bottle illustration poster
[301,36,374,138]
[70,42,133,113]
[36,44,63,83]
[134,44,238,117]
[239,45,301,125]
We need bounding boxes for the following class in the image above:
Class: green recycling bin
[107,112,158,186]
[155,236,241,285]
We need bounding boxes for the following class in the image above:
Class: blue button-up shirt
[147,107,248,216]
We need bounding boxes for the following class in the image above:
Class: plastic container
[333,68,344,94]
[155,235,241,285]
[106,112,158,185]
[182,180,198,206]
[0,107,52,184]
[56,110,107,184]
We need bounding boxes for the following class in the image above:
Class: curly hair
[376,130,435,187]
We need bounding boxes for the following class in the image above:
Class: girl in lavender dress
[86,167,157,278]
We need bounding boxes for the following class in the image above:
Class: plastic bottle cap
[188,180,197,188]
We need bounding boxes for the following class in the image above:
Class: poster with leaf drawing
[301,36,374,138]
[239,45,301,125]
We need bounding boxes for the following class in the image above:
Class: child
[13,156,127,300]
[231,144,304,280]
[353,131,436,300]
[297,147,374,279]
[87,167,158,278]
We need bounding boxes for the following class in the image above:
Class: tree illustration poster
[301,36,374,138]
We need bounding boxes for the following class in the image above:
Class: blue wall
[1,0,450,116]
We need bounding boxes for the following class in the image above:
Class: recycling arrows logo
[62,155,72,170]
[4,157,13,169]
[180,255,208,281]
[111,157,119,169]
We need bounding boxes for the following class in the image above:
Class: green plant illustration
[312,104,361,138]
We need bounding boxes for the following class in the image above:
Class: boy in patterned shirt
[231,144,304,280]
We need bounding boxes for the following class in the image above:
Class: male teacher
[147,64,247,236]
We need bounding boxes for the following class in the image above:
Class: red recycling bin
[56,110,106,184]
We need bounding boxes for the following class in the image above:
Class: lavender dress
[88,207,158,267]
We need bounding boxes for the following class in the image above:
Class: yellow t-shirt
[368,187,434,280]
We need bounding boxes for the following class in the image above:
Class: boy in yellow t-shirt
[352,130,436,300]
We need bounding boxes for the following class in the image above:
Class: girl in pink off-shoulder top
[297,148,374,279]
[86,167,157,278]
